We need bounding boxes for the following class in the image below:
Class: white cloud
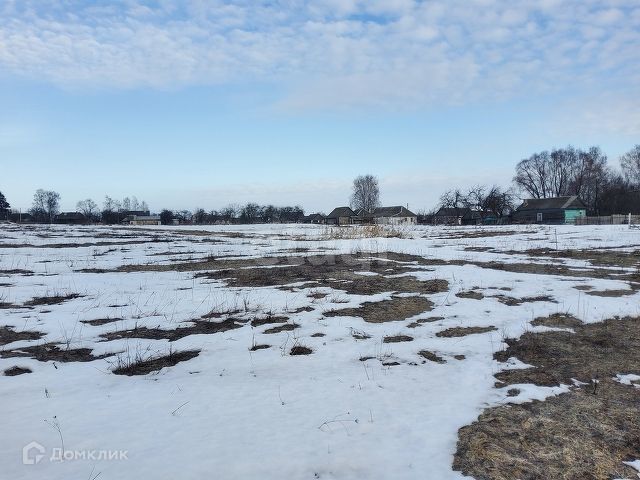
[0,0,638,110]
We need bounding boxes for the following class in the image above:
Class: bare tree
[621,145,640,186]
[76,199,98,220]
[0,191,9,220]
[122,197,131,211]
[350,174,380,213]
[30,189,60,223]
[439,189,465,209]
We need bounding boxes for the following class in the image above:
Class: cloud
[0,0,639,110]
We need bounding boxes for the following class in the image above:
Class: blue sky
[1,1,639,213]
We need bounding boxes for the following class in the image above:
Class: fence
[575,214,640,226]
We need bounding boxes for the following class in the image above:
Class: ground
[1,223,639,480]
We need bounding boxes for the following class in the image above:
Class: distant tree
[240,203,261,223]
[481,186,516,218]
[131,196,140,211]
[220,205,238,223]
[76,199,98,221]
[160,209,174,225]
[620,145,640,186]
[439,189,465,209]
[30,189,60,223]
[350,174,380,213]
[101,195,119,224]
[140,200,149,212]
[0,191,10,219]
[122,197,131,211]
[193,208,206,224]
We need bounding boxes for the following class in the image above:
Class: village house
[301,213,325,224]
[512,196,587,224]
[54,212,88,225]
[433,207,483,225]
[371,206,417,225]
[325,207,357,225]
[128,215,161,226]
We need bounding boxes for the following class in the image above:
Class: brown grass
[1,344,108,363]
[290,345,313,355]
[418,350,446,363]
[456,290,484,300]
[0,326,45,346]
[112,350,200,376]
[3,366,32,376]
[325,296,433,323]
[100,318,242,342]
[436,326,497,337]
[263,323,299,334]
[383,334,413,343]
[24,293,83,307]
[455,316,640,480]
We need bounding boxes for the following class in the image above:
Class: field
[1,223,639,479]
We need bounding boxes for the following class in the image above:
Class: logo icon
[22,442,45,465]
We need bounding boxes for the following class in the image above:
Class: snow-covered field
[1,223,639,479]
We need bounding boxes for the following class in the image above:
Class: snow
[615,374,640,388]
[1,223,639,479]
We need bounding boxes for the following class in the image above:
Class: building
[301,213,325,224]
[325,207,357,225]
[54,212,88,225]
[371,206,417,225]
[433,207,483,225]
[8,212,35,223]
[129,215,161,226]
[513,196,587,224]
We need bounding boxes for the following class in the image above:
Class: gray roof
[516,196,586,211]
[327,207,356,218]
[131,215,160,221]
[372,206,417,218]
[56,212,86,219]
[435,207,471,217]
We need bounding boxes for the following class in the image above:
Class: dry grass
[1,344,107,363]
[418,350,446,363]
[3,366,32,376]
[455,316,640,480]
[383,334,413,343]
[100,318,243,342]
[436,326,497,337]
[24,293,83,307]
[320,225,411,239]
[112,349,200,376]
[0,326,45,345]
[325,296,433,323]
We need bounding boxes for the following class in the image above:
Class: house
[433,207,484,225]
[371,206,417,225]
[512,196,587,224]
[325,207,357,225]
[129,215,161,226]
[8,212,34,223]
[55,212,88,225]
[120,211,151,224]
[302,213,325,224]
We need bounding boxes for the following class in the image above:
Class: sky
[1,0,639,214]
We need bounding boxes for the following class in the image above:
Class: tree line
[161,204,305,225]
[435,144,640,217]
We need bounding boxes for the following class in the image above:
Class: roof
[516,196,586,211]
[435,207,471,217]
[56,212,86,220]
[306,213,325,219]
[131,215,160,221]
[372,206,417,218]
[326,207,356,218]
